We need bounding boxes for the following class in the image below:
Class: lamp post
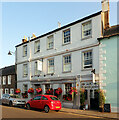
[8,50,15,55]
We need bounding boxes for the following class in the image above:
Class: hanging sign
[37,60,42,71]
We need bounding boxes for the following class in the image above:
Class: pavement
[61,107,119,119]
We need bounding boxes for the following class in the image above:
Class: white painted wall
[16,14,101,85]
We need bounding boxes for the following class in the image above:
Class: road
[1,105,115,120]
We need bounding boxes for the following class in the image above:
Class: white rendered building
[15,0,109,109]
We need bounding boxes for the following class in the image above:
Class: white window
[34,61,41,75]
[8,75,11,85]
[47,35,54,49]
[65,83,72,94]
[82,21,92,39]
[23,64,28,77]
[0,77,1,85]
[10,89,14,94]
[5,88,9,94]
[63,29,70,44]
[3,76,6,85]
[63,55,71,72]
[23,45,27,57]
[23,84,28,93]
[48,58,54,74]
[83,50,92,69]
[34,40,40,53]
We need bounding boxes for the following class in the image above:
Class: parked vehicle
[26,95,61,113]
[2,94,26,107]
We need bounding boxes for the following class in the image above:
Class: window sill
[47,48,54,50]
[81,35,92,40]
[62,42,71,46]
[34,51,40,54]
[81,68,92,71]
[62,70,71,73]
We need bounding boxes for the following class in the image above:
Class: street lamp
[8,50,15,55]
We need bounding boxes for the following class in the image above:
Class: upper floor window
[23,45,27,57]
[63,29,70,44]
[82,21,92,39]
[8,75,11,85]
[48,58,54,74]
[47,35,54,49]
[0,77,1,85]
[63,55,71,72]
[34,61,41,76]
[82,50,92,69]
[23,64,28,77]
[3,76,6,85]
[34,40,40,53]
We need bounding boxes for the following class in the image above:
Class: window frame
[63,54,72,73]
[34,40,40,53]
[81,20,92,40]
[5,88,9,94]
[47,35,54,50]
[82,50,93,70]
[23,64,28,77]
[8,75,11,85]
[23,45,27,57]
[34,61,41,76]
[63,28,71,45]
[45,84,50,93]
[65,83,72,94]
[47,58,54,74]
[3,76,6,85]
[23,84,28,93]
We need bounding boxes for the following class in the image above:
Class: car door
[40,96,49,109]
[30,96,42,109]
[2,94,6,104]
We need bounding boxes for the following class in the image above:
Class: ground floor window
[10,89,14,94]
[45,84,50,93]
[5,88,9,94]
[65,83,72,94]
[23,84,28,93]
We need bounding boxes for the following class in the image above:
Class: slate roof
[0,65,15,76]
[16,11,101,47]
[98,25,119,40]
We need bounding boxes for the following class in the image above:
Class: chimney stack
[58,22,61,28]
[101,0,110,34]
[22,36,27,43]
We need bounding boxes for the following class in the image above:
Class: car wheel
[9,101,13,107]
[26,104,31,110]
[55,110,59,112]
[44,105,49,113]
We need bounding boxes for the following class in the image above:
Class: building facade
[98,25,119,112]
[0,65,17,98]
[15,0,110,109]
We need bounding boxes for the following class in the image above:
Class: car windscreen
[50,97,58,100]
[10,95,20,98]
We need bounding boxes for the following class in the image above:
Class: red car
[26,95,61,113]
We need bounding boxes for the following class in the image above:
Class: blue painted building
[98,25,119,112]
